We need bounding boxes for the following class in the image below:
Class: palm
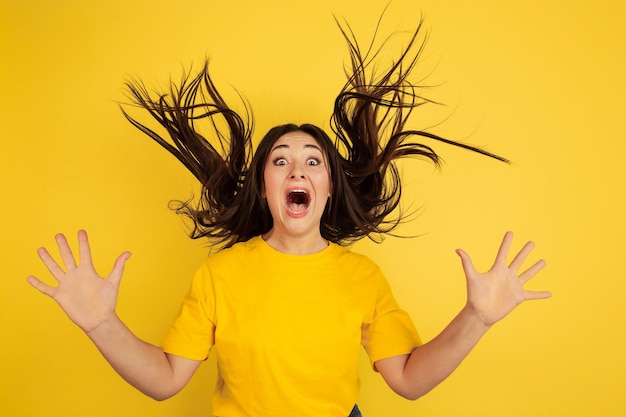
[456,232,550,327]
[27,231,130,332]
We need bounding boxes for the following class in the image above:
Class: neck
[261,230,329,255]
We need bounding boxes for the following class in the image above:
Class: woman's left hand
[455,231,551,327]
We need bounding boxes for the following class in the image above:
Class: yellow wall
[2,0,624,415]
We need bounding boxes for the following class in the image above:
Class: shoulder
[334,243,379,267]
[327,244,386,285]
[206,236,264,261]
[194,236,264,276]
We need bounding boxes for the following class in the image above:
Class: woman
[27,16,550,417]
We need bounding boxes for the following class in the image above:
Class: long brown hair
[121,17,507,249]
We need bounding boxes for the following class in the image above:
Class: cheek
[326,172,332,196]
[314,172,331,198]
[262,171,280,199]
[262,165,273,198]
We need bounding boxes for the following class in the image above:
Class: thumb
[108,251,132,286]
[455,248,477,278]
[26,275,56,298]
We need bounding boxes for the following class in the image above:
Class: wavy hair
[121,17,507,249]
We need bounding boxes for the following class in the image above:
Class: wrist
[460,303,493,333]
[83,312,120,338]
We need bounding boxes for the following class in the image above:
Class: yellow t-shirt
[162,236,420,417]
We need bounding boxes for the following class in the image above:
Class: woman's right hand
[27,230,131,333]
[27,231,200,399]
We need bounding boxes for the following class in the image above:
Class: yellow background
[2,0,624,416]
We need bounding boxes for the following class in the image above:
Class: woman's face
[262,131,331,244]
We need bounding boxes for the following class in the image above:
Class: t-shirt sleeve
[161,261,216,361]
[361,269,422,368]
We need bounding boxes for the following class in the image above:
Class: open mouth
[286,190,310,214]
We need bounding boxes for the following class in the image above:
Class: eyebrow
[270,143,323,153]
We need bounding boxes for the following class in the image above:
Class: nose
[289,162,306,179]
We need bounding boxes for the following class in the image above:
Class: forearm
[85,316,183,400]
[379,233,549,400]
[28,232,198,399]
[399,305,490,399]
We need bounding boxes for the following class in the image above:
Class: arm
[376,231,551,400]
[27,230,200,400]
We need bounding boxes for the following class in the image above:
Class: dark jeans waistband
[348,404,362,417]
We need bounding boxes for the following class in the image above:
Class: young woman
[27,17,550,417]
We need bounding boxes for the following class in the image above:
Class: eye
[307,158,321,166]
[273,157,288,166]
